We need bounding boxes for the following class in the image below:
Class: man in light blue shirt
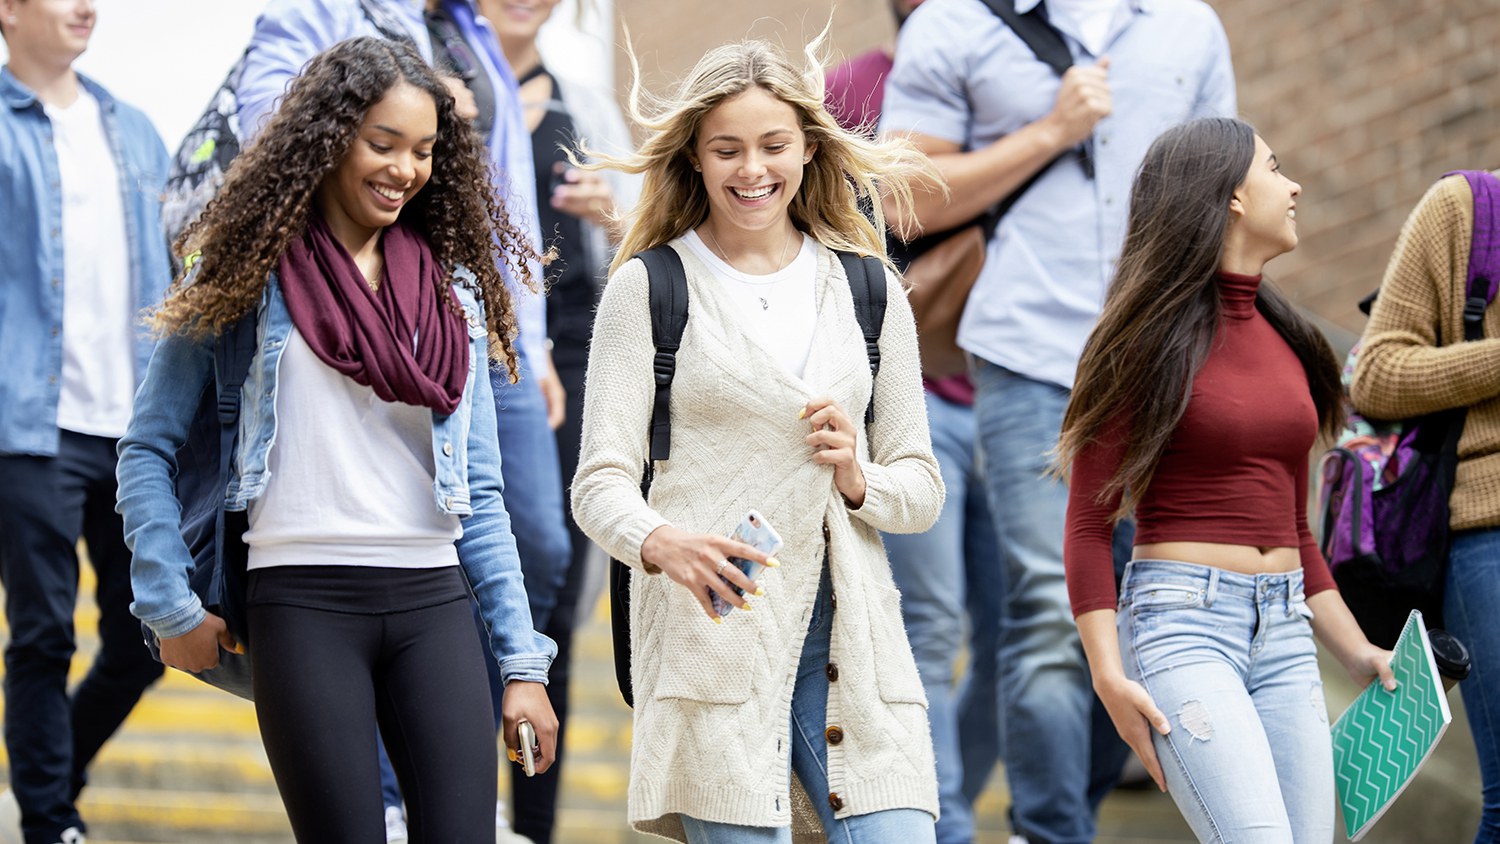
[882,1,1235,841]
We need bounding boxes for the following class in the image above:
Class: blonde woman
[571,35,945,844]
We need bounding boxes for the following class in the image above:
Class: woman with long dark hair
[1056,117,1394,841]
[116,37,557,842]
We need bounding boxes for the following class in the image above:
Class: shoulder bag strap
[1453,170,1500,342]
[358,0,420,46]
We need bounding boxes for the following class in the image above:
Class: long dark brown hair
[1055,117,1343,519]
[151,37,542,378]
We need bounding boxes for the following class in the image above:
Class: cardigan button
[828,792,844,811]
[825,663,839,682]
[825,725,844,745]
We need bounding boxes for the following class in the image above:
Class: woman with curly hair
[571,32,944,843]
[1057,117,1393,841]
[116,37,557,841]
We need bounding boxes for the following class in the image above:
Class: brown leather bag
[902,224,987,379]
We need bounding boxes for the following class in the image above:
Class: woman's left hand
[501,680,560,775]
[1343,642,1398,692]
[802,396,866,508]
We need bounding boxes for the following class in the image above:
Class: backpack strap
[835,251,888,425]
[1453,170,1500,342]
[635,246,690,463]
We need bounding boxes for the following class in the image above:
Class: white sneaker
[384,805,408,844]
[494,800,533,844]
[0,791,19,844]
[56,828,85,844]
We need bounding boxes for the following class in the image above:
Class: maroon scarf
[278,216,469,414]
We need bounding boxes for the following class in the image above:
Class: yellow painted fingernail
[713,615,723,624]
[765,556,781,568]
[233,642,246,655]
[797,408,806,420]
[741,602,753,612]
[755,588,766,597]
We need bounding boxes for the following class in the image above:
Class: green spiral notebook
[1331,610,1452,840]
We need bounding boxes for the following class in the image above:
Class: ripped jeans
[1118,560,1334,843]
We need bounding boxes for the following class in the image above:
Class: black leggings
[247,566,496,843]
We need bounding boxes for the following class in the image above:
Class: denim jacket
[116,269,555,685]
[0,68,172,456]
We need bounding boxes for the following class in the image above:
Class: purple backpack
[1317,169,1499,649]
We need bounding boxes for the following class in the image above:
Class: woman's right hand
[639,524,777,621]
[1094,673,1173,792]
[157,611,241,673]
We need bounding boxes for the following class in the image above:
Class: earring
[692,162,701,172]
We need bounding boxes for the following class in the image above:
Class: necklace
[703,226,797,310]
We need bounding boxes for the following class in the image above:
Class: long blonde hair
[580,29,938,275]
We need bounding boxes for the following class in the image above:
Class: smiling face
[315,81,438,250]
[691,86,814,241]
[1229,134,1302,261]
[479,0,559,46]
[2,0,95,63]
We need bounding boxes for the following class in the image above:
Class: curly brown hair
[151,36,542,379]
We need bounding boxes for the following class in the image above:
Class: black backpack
[140,312,258,699]
[160,0,414,256]
[608,245,887,707]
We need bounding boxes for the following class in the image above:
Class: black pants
[248,566,497,843]
[510,356,589,844]
[0,431,164,844]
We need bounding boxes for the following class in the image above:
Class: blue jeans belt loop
[1204,567,1219,608]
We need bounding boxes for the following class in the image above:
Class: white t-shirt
[244,326,462,570]
[682,230,818,379]
[46,88,135,438]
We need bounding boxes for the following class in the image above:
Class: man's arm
[886,58,1113,237]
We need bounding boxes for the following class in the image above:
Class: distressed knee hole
[1177,699,1213,741]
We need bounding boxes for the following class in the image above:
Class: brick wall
[613,0,1500,344]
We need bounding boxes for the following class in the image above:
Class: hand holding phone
[506,719,539,777]
[711,510,785,617]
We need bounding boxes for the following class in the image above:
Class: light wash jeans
[882,391,998,844]
[681,567,937,844]
[971,359,1129,843]
[1446,528,1500,843]
[1120,560,1334,843]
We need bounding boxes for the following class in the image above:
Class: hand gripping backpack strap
[836,251,888,424]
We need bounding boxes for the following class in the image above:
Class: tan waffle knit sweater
[572,239,943,841]
[1351,172,1500,530]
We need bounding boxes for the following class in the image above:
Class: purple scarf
[277,217,469,414]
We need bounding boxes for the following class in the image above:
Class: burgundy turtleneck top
[1064,271,1337,618]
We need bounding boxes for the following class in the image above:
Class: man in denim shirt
[0,1,172,841]
[882,1,1236,841]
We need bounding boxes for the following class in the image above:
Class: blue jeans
[681,567,937,844]
[0,432,164,843]
[1446,528,1500,843]
[971,360,1129,843]
[882,391,998,844]
[1120,560,1333,842]
[380,349,572,812]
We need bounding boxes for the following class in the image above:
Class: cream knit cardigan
[572,239,945,840]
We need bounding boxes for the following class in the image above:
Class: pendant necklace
[704,226,796,310]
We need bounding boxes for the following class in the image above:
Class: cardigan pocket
[869,581,929,706]
[649,589,754,705]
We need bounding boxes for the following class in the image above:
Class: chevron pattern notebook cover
[1331,610,1452,840]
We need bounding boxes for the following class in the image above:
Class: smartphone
[518,720,537,777]
[711,510,785,617]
